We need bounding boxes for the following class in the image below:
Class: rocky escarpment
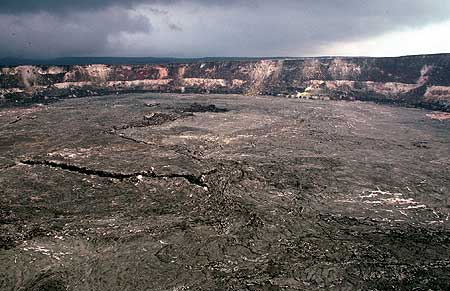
[1,54,450,111]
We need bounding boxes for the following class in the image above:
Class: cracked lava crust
[1,93,450,291]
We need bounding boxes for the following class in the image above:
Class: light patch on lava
[335,188,441,221]
[47,147,100,159]
[21,241,73,261]
[426,112,450,121]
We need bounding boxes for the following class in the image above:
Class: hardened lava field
[1,93,450,291]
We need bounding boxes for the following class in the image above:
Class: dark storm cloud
[0,0,226,13]
[0,8,151,58]
[0,0,145,13]
[0,0,449,58]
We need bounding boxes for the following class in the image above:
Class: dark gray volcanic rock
[1,93,450,290]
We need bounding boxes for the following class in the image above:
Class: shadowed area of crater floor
[1,93,450,291]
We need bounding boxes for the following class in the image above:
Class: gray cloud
[0,0,231,14]
[0,0,145,14]
[0,8,151,58]
[1,0,449,58]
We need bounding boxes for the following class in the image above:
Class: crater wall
[1,54,450,110]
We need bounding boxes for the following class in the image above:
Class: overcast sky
[1,0,449,58]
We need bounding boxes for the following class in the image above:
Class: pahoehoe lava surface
[1,93,450,290]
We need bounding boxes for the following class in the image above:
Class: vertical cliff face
[1,54,450,110]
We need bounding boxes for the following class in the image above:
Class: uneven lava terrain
[1,93,450,290]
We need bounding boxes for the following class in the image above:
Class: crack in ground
[9,116,22,124]
[116,134,153,145]
[103,129,153,145]
[20,159,214,187]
